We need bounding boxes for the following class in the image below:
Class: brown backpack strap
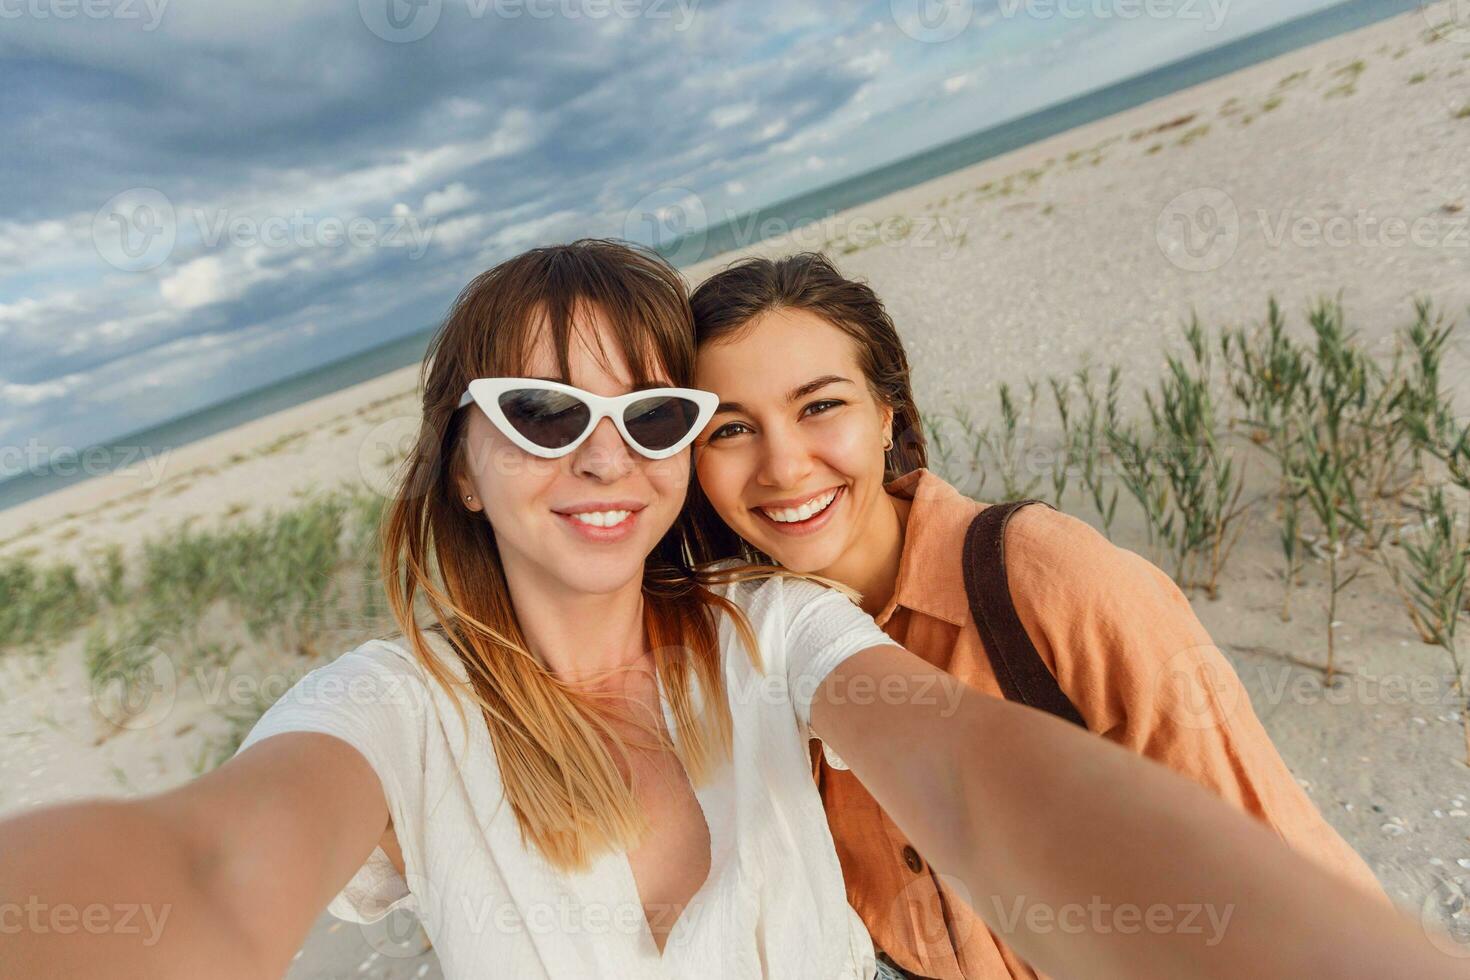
[962,500,1088,729]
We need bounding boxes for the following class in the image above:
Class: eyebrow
[714,375,854,415]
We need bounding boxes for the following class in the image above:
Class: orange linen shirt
[814,468,1385,980]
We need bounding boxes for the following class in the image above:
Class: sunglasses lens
[497,389,591,450]
[623,395,702,452]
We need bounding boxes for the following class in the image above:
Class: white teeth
[761,488,839,524]
[569,510,632,528]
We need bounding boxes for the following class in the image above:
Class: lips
[752,485,845,537]
[757,486,841,524]
[552,501,646,543]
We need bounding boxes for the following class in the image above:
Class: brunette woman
[687,252,1387,980]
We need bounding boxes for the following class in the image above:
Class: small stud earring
[465,494,474,501]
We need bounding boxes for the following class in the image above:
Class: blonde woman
[0,241,1454,980]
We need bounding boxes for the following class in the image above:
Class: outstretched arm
[0,732,390,980]
[810,643,1463,980]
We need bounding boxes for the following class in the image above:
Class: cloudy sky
[1,0,1352,463]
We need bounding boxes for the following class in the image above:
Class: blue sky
[0,0,1349,462]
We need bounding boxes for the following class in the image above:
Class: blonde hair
[378,240,843,871]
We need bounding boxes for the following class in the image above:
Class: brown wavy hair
[682,251,928,565]
[379,239,784,871]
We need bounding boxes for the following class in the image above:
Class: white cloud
[848,49,891,76]
[423,182,479,217]
[710,102,758,129]
[159,255,231,310]
[0,371,89,408]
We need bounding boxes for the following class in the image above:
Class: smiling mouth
[756,487,842,524]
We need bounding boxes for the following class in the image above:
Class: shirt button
[902,844,924,873]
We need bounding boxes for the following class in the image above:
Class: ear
[454,470,483,512]
[882,403,895,443]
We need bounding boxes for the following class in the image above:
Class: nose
[570,416,636,483]
[755,423,813,490]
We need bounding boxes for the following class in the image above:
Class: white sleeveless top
[234,573,890,979]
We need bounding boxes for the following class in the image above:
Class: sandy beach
[4,5,1470,976]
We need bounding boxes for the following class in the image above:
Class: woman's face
[693,306,893,574]
[455,310,690,599]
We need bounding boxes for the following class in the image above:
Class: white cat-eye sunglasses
[457,377,718,460]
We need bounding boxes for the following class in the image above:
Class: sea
[0,0,1427,515]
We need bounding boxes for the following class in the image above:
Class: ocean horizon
[0,0,1425,516]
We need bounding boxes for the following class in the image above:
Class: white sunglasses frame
[457,377,719,460]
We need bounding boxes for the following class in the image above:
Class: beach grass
[921,295,1470,759]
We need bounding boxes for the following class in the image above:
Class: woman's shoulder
[995,499,1167,596]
